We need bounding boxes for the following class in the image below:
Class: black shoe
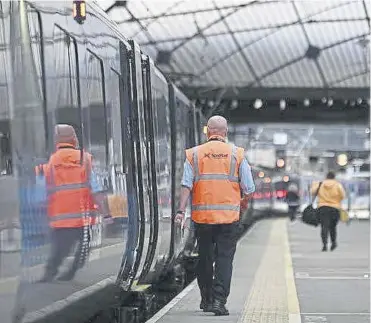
[57,272,75,281]
[200,299,213,312]
[211,299,229,316]
[322,246,327,252]
[12,306,26,323]
[330,243,337,251]
[36,272,56,283]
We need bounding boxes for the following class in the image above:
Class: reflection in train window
[84,49,109,168]
[0,4,47,175]
[53,25,81,143]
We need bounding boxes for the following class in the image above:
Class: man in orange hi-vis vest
[38,124,106,282]
[175,115,255,316]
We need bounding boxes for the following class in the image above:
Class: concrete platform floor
[147,218,370,323]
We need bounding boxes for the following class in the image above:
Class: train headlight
[73,1,86,24]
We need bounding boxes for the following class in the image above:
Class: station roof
[98,0,370,100]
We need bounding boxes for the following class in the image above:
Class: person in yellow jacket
[175,115,255,316]
[311,171,345,252]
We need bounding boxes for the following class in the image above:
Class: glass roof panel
[100,0,370,89]
[305,21,368,48]
[223,1,298,31]
[140,14,198,42]
[305,1,365,20]
[202,9,234,35]
[261,59,323,88]
[320,41,367,85]
[244,25,307,78]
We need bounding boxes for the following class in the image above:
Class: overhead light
[279,99,286,111]
[276,158,285,168]
[303,98,310,107]
[258,171,265,178]
[283,175,289,182]
[231,100,238,109]
[357,98,363,104]
[327,98,333,107]
[365,128,370,134]
[208,100,214,107]
[254,99,263,109]
[337,153,348,167]
[321,97,327,104]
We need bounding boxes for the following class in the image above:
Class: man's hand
[174,210,185,224]
[240,193,252,212]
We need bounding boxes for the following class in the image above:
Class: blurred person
[286,183,300,221]
[175,115,255,316]
[311,171,345,252]
[38,124,107,282]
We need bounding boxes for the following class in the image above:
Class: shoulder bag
[302,182,322,227]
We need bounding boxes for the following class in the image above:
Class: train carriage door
[137,55,159,282]
[122,40,152,284]
[141,58,173,282]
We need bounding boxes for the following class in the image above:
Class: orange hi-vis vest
[185,137,245,224]
[45,143,96,228]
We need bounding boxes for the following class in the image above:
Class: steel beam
[181,86,370,100]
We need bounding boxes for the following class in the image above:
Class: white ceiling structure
[97,0,370,98]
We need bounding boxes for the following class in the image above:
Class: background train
[246,167,370,219]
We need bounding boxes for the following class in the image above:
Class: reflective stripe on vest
[192,204,240,212]
[49,211,97,222]
[47,182,90,194]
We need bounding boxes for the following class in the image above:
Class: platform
[147,218,370,323]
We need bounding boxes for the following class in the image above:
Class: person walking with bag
[311,171,345,252]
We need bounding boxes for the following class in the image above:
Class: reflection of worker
[175,116,255,316]
[311,171,345,252]
[39,124,104,282]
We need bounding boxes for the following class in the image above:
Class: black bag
[302,182,322,227]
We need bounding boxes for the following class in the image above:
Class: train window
[0,3,11,175]
[52,25,82,145]
[108,68,123,170]
[84,49,109,168]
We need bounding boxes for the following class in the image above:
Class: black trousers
[44,227,89,279]
[318,206,340,246]
[195,222,238,305]
[288,205,299,221]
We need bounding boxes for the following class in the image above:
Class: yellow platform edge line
[283,220,302,323]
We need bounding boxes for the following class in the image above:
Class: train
[0,2,260,323]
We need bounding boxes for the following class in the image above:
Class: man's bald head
[207,115,228,138]
[54,124,78,147]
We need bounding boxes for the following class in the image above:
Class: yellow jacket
[311,179,345,209]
